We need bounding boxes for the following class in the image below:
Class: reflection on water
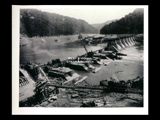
[20,36,104,64]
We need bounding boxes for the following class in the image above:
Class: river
[20,35,143,85]
[20,34,105,64]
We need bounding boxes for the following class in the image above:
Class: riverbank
[34,81,143,107]
[31,45,143,107]
[19,35,144,107]
[20,34,104,64]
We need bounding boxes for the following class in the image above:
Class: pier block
[123,38,128,47]
[115,40,122,51]
[120,39,125,48]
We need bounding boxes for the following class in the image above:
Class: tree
[20,9,98,37]
[100,8,144,34]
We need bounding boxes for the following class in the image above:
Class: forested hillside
[20,9,98,37]
[91,19,117,31]
[100,8,144,34]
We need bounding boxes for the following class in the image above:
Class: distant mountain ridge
[20,9,98,37]
[100,8,144,34]
[91,19,117,31]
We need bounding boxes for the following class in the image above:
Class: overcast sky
[19,5,141,24]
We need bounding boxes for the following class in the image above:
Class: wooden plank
[74,76,88,85]
[45,83,105,90]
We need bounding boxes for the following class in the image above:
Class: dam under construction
[19,34,144,107]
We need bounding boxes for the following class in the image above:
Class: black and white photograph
[12,5,148,115]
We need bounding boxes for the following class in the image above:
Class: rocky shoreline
[19,72,143,107]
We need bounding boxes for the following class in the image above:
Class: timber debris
[19,34,142,107]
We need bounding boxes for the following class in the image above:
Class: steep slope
[20,9,98,37]
[100,8,144,34]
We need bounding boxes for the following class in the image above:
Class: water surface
[20,35,143,85]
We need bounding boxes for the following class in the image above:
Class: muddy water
[20,36,143,85]
[20,35,104,64]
